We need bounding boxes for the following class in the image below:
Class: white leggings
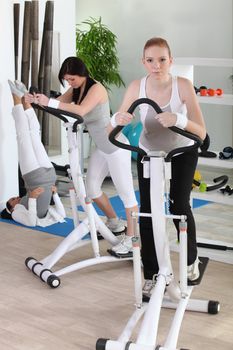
[12,105,52,175]
[86,146,137,208]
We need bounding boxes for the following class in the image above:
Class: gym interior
[0,1,233,349]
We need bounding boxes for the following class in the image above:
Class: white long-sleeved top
[12,193,66,227]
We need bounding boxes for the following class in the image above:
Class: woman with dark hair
[1,80,66,227]
[25,56,138,257]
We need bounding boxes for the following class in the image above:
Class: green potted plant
[76,17,125,91]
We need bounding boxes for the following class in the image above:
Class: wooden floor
[1,163,233,350]
[1,221,233,349]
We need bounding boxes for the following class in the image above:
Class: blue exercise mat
[0,192,210,238]
[79,191,210,220]
[0,217,76,238]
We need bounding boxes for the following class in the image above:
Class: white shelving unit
[171,58,233,263]
[174,57,233,67]
[198,153,233,169]
[197,94,233,106]
[172,57,233,206]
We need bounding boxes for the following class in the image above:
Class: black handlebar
[207,175,228,192]
[193,175,228,192]
[109,98,203,161]
[31,103,84,132]
[29,86,83,132]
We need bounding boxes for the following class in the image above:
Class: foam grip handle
[206,175,229,192]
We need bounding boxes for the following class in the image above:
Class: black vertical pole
[13,3,20,80]
[41,1,54,148]
[31,0,39,88]
[21,1,32,88]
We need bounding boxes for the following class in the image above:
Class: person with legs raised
[1,81,66,227]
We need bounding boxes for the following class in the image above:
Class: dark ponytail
[1,209,13,220]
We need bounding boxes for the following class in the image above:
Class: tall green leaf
[76,17,125,91]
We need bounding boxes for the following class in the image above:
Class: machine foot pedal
[107,249,133,259]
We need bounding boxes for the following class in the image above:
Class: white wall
[0,0,76,210]
[0,0,18,210]
[76,0,233,150]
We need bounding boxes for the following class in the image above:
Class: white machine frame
[25,106,132,288]
[96,98,220,350]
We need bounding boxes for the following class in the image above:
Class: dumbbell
[195,86,210,95]
[196,86,223,96]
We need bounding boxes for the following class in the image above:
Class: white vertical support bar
[66,123,86,207]
[132,214,143,307]
[69,187,79,227]
[85,197,100,257]
[136,155,171,346]
[79,124,85,175]
[150,156,172,273]
[179,220,188,294]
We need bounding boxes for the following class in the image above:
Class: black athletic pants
[137,149,198,280]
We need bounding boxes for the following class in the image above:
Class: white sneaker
[187,257,201,281]
[111,235,133,255]
[106,217,125,233]
[8,80,24,97]
[142,275,157,301]
[14,80,28,94]
[97,218,125,240]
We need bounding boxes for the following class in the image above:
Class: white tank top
[138,75,192,153]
